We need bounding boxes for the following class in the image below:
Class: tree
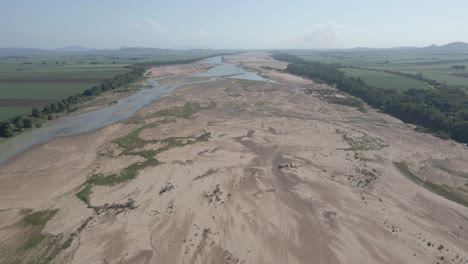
[274,53,468,143]
[0,122,13,137]
[42,105,51,114]
[32,107,41,118]
[57,102,66,112]
[23,118,33,128]
[11,116,23,130]
[50,103,58,112]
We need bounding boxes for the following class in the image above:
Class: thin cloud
[191,27,209,38]
[145,18,167,33]
[297,24,343,49]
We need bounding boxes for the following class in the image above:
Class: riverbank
[0,58,221,166]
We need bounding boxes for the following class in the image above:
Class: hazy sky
[2,0,468,49]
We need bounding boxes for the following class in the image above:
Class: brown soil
[0,78,104,83]
[0,99,56,107]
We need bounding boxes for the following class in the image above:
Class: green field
[0,51,222,121]
[288,50,468,91]
[339,68,429,91]
[0,59,132,121]
[0,107,31,121]
[0,83,98,99]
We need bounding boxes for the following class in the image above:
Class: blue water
[194,56,271,82]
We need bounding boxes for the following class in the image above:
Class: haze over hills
[0,46,223,56]
[420,41,468,52]
[1,42,468,56]
[54,45,95,52]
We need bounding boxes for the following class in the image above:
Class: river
[0,56,269,165]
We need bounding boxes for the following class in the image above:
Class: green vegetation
[0,65,145,137]
[327,96,367,112]
[0,83,99,100]
[0,107,31,121]
[336,129,387,151]
[148,102,202,119]
[112,127,148,153]
[87,157,160,187]
[10,209,93,264]
[76,103,210,206]
[76,184,92,205]
[0,60,131,121]
[23,209,58,226]
[21,209,58,250]
[0,209,63,264]
[287,50,468,91]
[274,53,468,142]
[0,52,223,138]
[339,68,428,91]
[394,162,468,208]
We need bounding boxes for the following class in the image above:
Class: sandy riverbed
[0,53,467,264]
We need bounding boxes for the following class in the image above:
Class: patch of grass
[394,162,468,208]
[21,209,58,250]
[162,137,195,148]
[149,102,201,119]
[236,79,257,90]
[337,129,387,151]
[76,184,92,205]
[0,209,57,263]
[93,132,211,187]
[77,131,211,205]
[327,96,367,113]
[23,209,58,226]
[87,157,160,186]
[77,103,211,207]
[112,118,174,155]
[24,232,46,249]
[112,127,146,153]
[37,216,94,264]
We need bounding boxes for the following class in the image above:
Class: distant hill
[0,48,51,56]
[171,45,210,50]
[1,42,468,56]
[343,42,468,53]
[54,45,95,52]
[420,42,468,53]
[0,46,216,56]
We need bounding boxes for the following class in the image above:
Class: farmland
[0,59,131,121]
[0,51,221,121]
[287,50,468,91]
[338,68,428,91]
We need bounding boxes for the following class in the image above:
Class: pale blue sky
[2,0,468,49]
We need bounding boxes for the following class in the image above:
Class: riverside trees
[273,53,468,142]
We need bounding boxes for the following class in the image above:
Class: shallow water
[195,56,271,82]
[0,56,269,165]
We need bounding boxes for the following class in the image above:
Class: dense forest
[273,53,468,142]
[0,54,224,139]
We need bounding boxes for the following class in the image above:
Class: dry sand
[0,53,467,264]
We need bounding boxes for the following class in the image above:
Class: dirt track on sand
[0,53,467,264]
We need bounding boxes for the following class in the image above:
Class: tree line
[0,54,226,138]
[273,53,468,142]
